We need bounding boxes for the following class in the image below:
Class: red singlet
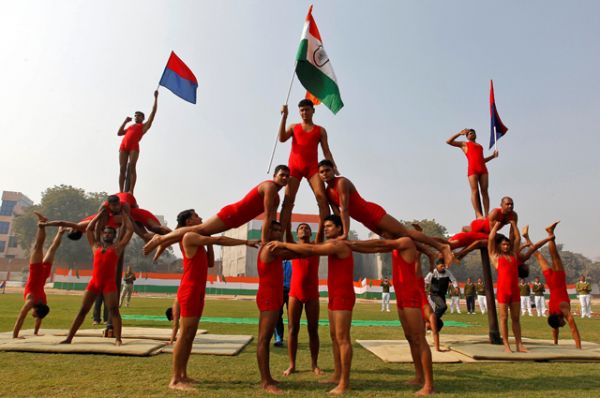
[392,250,421,309]
[86,246,119,294]
[465,141,488,177]
[24,262,51,304]
[256,247,284,311]
[326,177,387,233]
[544,269,570,315]
[119,123,144,152]
[469,208,514,234]
[178,243,208,318]
[217,181,279,229]
[288,124,322,180]
[289,255,320,302]
[115,192,138,207]
[496,255,520,304]
[417,276,428,308]
[327,253,355,311]
[449,231,489,248]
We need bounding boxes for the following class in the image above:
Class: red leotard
[544,269,570,315]
[496,255,520,304]
[417,276,428,308]
[256,247,284,311]
[288,124,322,180]
[469,208,514,234]
[86,246,119,294]
[465,141,488,177]
[115,192,138,208]
[289,255,320,302]
[217,181,280,229]
[449,231,489,248]
[327,253,355,311]
[326,177,387,233]
[392,250,421,309]
[130,208,160,226]
[24,262,51,304]
[178,243,208,318]
[119,123,144,152]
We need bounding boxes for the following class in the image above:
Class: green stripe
[295,38,308,62]
[247,230,316,241]
[295,61,344,114]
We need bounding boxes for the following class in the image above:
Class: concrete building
[0,191,33,260]
[221,213,381,279]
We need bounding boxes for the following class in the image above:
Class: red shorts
[178,288,206,318]
[86,277,117,295]
[119,141,140,152]
[496,288,520,304]
[450,232,489,248]
[356,203,387,233]
[328,294,355,311]
[395,288,422,309]
[288,160,319,180]
[467,163,488,177]
[256,288,283,312]
[470,218,490,234]
[217,204,255,229]
[130,208,160,226]
[290,291,320,303]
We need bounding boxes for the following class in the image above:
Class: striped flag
[295,6,343,114]
[489,80,509,149]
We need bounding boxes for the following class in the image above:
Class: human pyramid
[13,94,582,396]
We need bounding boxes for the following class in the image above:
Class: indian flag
[295,6,344,114]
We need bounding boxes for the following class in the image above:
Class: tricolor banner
[489,80,509,149]
[159,51,198,104]
[295,6,343,114]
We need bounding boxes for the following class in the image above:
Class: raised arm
[446,129,468,148]
[487,221,501,266]
[337,178,351,241]
[278,105,294,142]
[261,183,278,244]
[118,117,132,136]
[86,209,106,249]
[142,90,159,134]
[510,220,521,255]
[115,212,134,255]
[320,128,340,175]
[484,150,499,163]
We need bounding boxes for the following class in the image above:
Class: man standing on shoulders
[381,277,391,312]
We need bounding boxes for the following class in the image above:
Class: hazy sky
[1,1,599,259]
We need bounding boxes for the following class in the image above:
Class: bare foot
[313,367,324,376]
[283,366,296,376]
[516,344,528,353]
[546,221,560,236]
[152,244,167,263]
[405,378,423,386]
[13,336,26,339]
[262,383,283,394]
[182,377,199,384]
[319,377,339,385]
[169,380,196,391]
[415,386,435,396]
[521,225,530,240]
[267,378,280,385]
[436,347,449,353]
[329,385,350,395]
[143,234,162,255]
[59,339,72,344]
[503,345,512,353]
[33,211,48,223]
[34,333,44,337]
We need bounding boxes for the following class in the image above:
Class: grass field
[1,292,600,397]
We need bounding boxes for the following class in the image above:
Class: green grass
[1,293,600,397]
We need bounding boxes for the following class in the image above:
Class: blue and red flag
[489,80,508,149]
[159,51,198,104]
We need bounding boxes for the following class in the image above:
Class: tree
[124,236,177,274]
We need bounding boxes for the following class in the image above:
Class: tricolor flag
[159,51,198,104]
[295,6,343,114]
[489,80,509,149]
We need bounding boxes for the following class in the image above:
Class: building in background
[0,191,33,260]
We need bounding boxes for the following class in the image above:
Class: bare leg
[400,307,434,395]
[280,176,301,242]
[305,298,323,375]
[118,151,129,193]
[498,303,512,352]
[468,175,484,219]
[284,297,303,376]
[42,228,65,264]
[307,173,331,243]
[328,310,352,395]
[169,316,200,391]
[479,173,490,217]
[127,150,140,194]
[546,222,562,271]
[320,310,341,385]
[104,291,122,345]
[510,301,527,352]
[30,216,47,265]
[523,226,552,272]
[257,310,282,393]
[61,291,97,343]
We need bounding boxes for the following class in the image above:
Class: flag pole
[267,63,297,174]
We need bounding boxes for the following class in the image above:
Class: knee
[282,196,295,210]
[314,192,328,206]
[119,164,127,174]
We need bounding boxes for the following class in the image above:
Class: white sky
[1,1,599,259]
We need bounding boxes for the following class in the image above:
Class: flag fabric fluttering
[295,6,343,114]
[489,80,509,149]
[159,51,198,104]
[305,90,321,105]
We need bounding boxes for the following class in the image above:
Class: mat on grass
[122,315,472,328]
[0,335,165,356]
[54,327,206,340]
[161,334,253,356]
[450,341,600,361]
[356,340,469,363]
[0,329,67,343]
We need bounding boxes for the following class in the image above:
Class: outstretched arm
[269,241,344,257]
[510,220,521,256]
[142,90,159,134]
[118,117,132,136]
[320,128,340,175]
[484,150,499,163]
[278,106,294,142]
[345,238,412,254]
[183,232,259,248]
[446,129,468,148]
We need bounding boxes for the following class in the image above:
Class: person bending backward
[488,220,553,353]
[318,159,454,267]
[447,129,498,218]
[13,213,65,338]
[282,222,323,377]
[345,235,435,395]
[143,165,290,260]
[118,90,158,194]
[61,207,134,346]
[168,209,259,391]
[279,99,339,242]
[522,222,582,349]
[268,215,355,395]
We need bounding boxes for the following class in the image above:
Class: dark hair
[468,129,476,134]
[501,196,513,204]
[298,99,314,108]
[324,214,342,228]
[67,230,83,240]
[318,159,334,169]
[176,209,195,228]
[518,263,530,279]
[296,223,312,232]
[33,304,50,319]
[273,164,290,176]
[436,258,445,265]
[104,226,117,235]
[107,195,120,205]
[165,307,173,321]
[495,233,510,245]
[135,111,145,119]
[547,314,562,329]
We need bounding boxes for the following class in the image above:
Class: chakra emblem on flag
[312,46,330,67]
